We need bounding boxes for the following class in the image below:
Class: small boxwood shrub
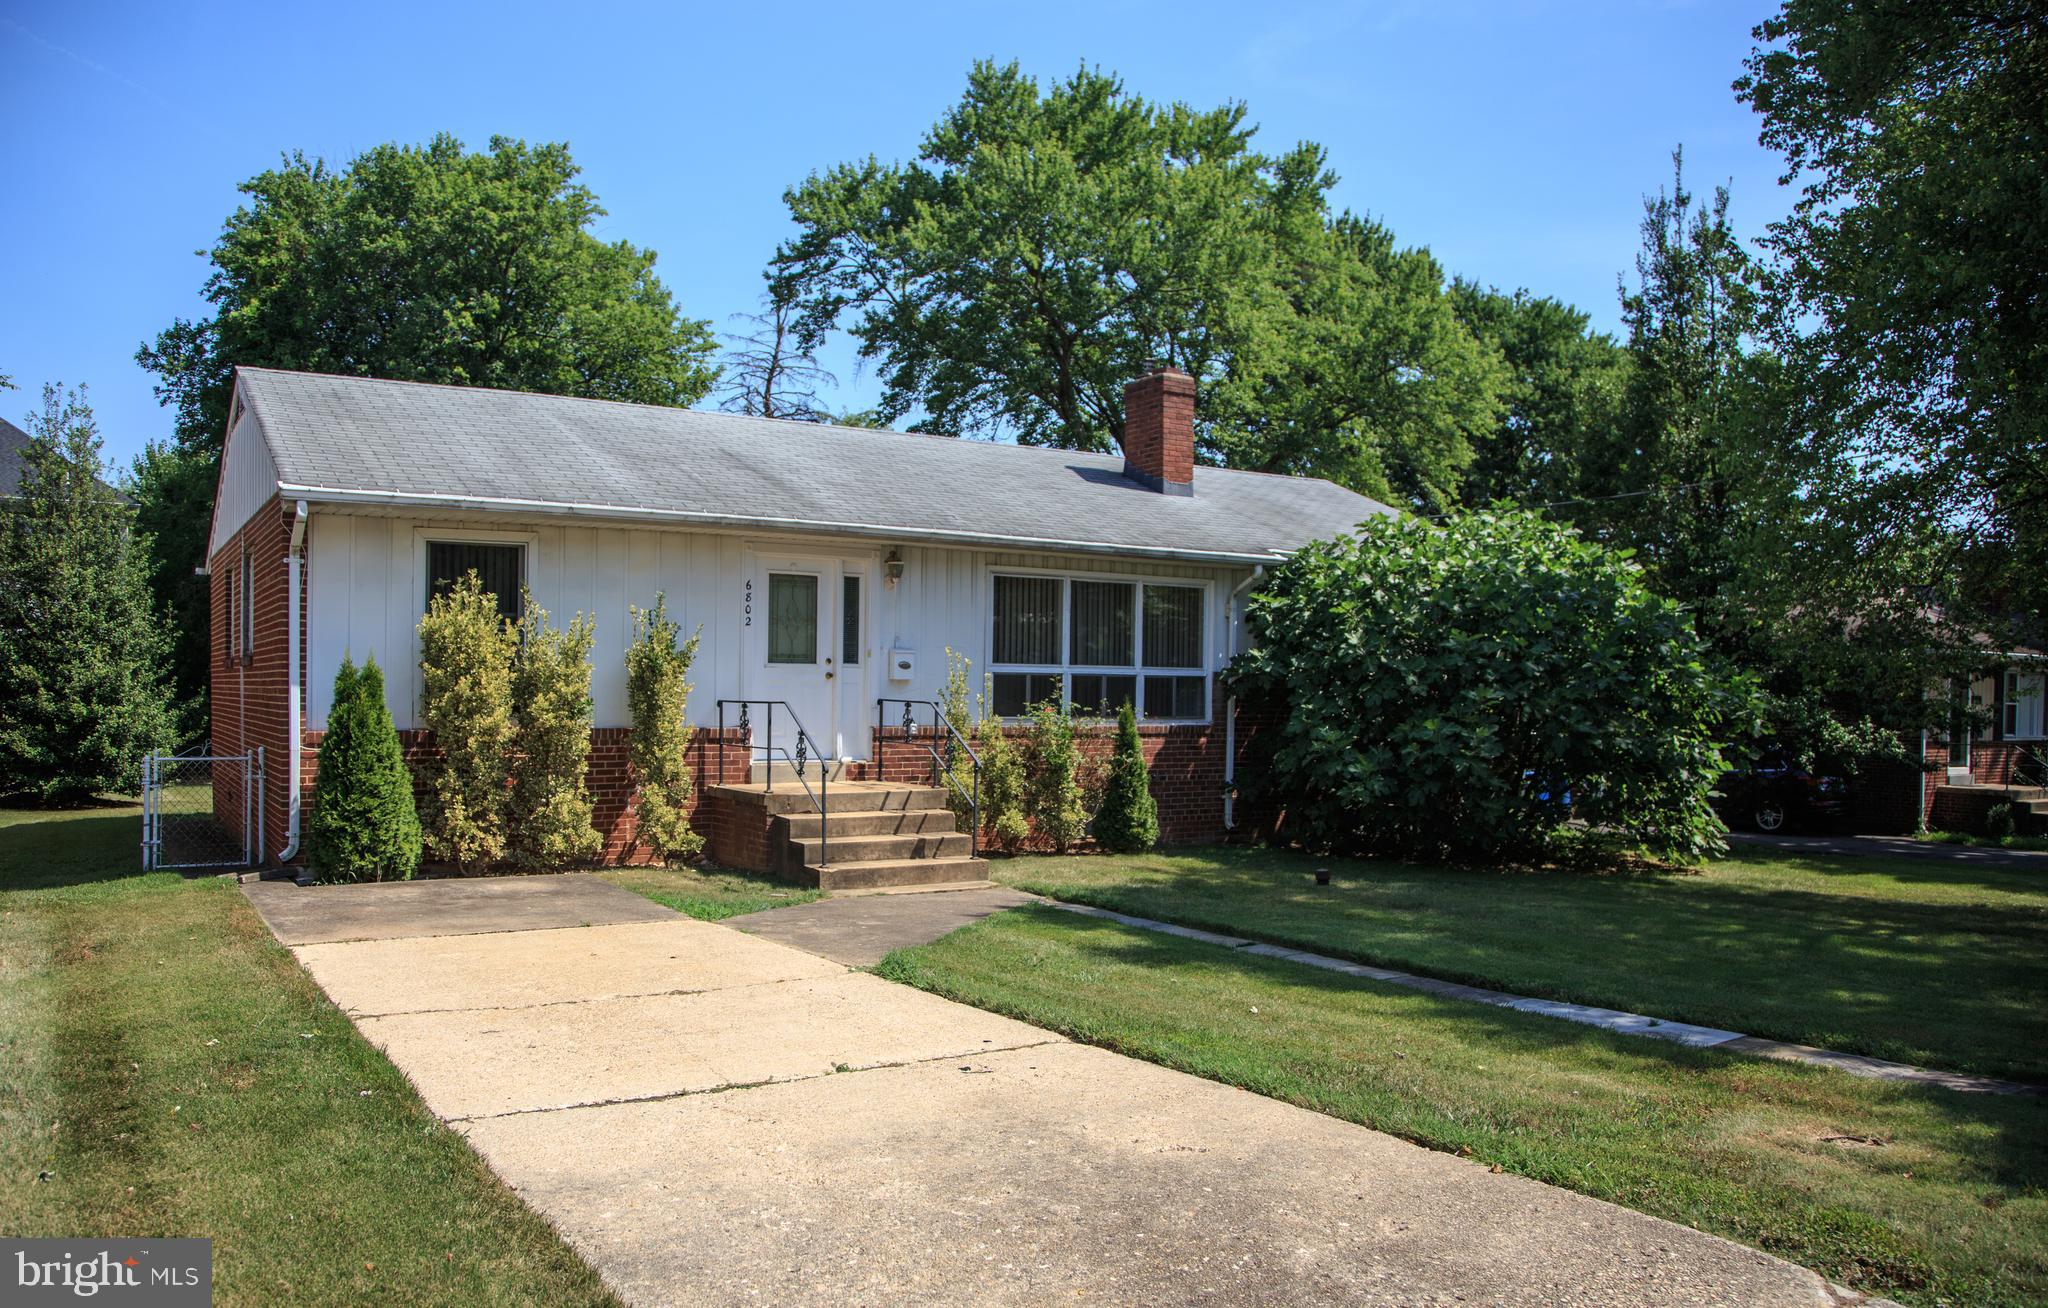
[307,655,421,883]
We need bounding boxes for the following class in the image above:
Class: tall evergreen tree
[1584,153,1793,657]
[0,385,175,802]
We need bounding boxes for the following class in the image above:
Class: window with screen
[990,572,1208,721]
[425,541,523,626]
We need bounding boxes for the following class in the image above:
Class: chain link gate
[141,746,264,870]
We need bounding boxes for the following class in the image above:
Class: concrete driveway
[252,875,1857,1307]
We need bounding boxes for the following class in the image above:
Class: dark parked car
[1715,749,1852,833]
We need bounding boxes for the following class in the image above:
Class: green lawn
[879,906,2048,1307]
[595,863,821,919]
[0,804,619,1308]
[990,845,2048,1082]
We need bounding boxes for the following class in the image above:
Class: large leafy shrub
[1023,697,1089,853]
[307,655,421,883]
[626,595,704,864]
[1230,512,1740,861]
[509,595,603,868]
[417,573,515,871]
[1091,699,1159,852]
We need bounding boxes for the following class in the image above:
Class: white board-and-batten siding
[304,508,1247,736]
[206,411,280,564]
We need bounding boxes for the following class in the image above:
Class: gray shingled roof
[236,368,1395,564]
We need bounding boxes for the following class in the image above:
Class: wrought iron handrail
[2015,742,2048,790]
[715,699,831,866]
[877,698,981,857]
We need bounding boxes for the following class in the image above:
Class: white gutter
[273,483,1298,568]
[279,500,308,875]
[1222,565,1267,831]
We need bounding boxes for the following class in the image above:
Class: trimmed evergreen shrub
[934,648,983,832]
[509,593,603,868]
[1024,696,1088,853]
[975,675,1030,854]
[626,594,704,864]
[307,655,421,883]
[1092,699,1159,852]
[417,572,516,871]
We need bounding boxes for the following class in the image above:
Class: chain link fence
[141,747,263,870]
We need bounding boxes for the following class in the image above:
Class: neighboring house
[1,413,131,502]
[1921,652,2047,831]
[0,417,30,496]
[207,365,1389,874]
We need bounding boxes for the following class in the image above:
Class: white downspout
[1917,726,1929,834]
[279,500,308,874]
[1222,565,1266,832]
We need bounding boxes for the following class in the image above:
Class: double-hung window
[989,572,1209,721]
[2006,670,2045,740]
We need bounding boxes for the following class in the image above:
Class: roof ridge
[233,366,1368,486]
[237,365,1130,462]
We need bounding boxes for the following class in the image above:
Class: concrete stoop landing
[706,777,991,891]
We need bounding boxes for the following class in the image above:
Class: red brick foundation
[290,726,752,868]
[868,713,1233,847]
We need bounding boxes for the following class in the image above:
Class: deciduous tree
[774,62,1501,510]
[137,134,720,708]
[1738,1,2048,623]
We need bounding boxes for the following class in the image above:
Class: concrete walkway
[724,884,1037,966]
[1728,830,2048,870]
[251,875,1867,1306]
[1045,902,2041,1097]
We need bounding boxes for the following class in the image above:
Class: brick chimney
[1121,361,1196,496]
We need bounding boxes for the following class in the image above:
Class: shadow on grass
[0,805,162,894]
[983,904,2048,1192]
[1006,845,2048,1082]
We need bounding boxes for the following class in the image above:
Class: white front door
[744,549,871,761]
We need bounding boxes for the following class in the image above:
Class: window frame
[986,566,1214,724]
[239,538,254,661]
[413,527,538,628]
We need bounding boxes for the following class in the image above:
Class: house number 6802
[744,578,752,627]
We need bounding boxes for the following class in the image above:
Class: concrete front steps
[704,778,990,891]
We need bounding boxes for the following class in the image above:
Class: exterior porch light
[884,548,905,588]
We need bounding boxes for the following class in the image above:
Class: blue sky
[0,0,1792,468]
